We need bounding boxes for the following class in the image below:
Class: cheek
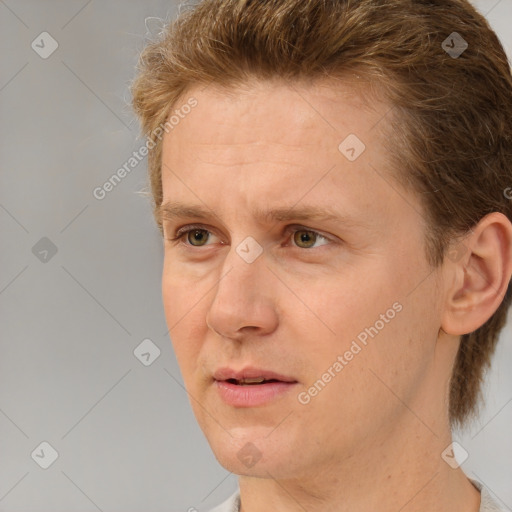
[293,272,396,352]
[341,277,441,414]
[162,274,188,326]
[162,259,210,324]
[292,299,434,442]
[162,268,209,371]
[292,262,434,390]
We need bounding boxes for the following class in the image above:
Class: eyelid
[170,223,221,244]
[173,223,214,238]
[284,224,333,242]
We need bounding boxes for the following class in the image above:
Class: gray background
[0,1,510,511]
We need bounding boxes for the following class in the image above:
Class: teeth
[239,377,266,384]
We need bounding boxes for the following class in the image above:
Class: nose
[205,248,279,341]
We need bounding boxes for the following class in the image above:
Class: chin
[204,423,302,479]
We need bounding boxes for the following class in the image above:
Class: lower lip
[214,380,298,407]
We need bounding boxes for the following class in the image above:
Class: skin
[159,78,512,512]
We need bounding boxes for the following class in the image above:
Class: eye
[168,225,220,247]
[167,224,332,249]
[290,228,330,249]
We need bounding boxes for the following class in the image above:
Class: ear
[441,212,512,336]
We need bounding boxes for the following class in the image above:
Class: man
[130,1,512,510]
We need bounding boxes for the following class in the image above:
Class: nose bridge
[217,234,267,298]
[206,243,277,338]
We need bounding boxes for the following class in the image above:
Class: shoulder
[206,490,241,512]
[198,482,507,512]
[470,478,506,512]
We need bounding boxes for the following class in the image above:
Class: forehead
[165,77,383,150]
[159,78,422,232]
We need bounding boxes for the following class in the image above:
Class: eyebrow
[158,201,364,228]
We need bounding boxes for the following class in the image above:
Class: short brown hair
[130,0,512,427]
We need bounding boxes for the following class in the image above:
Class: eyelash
[167,223,331,248]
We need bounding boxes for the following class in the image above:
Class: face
[160,79,447,480]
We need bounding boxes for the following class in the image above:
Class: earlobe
[441,212,512,336]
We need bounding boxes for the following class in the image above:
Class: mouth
[213,367,297,382]
[224,377,283,385]
[213,367,298,407]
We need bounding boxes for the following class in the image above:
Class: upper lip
[213,366,297,383]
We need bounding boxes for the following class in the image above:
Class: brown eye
[187,229,210,246]
[293,230,318,248]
